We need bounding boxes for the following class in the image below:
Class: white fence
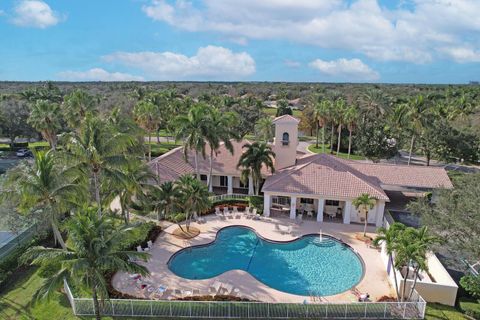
[63,280,426,319]
[209,193,252,202]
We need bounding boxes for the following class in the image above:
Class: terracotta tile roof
[337,159,454,189]
[262,154,390,200]
[272,114,300,123]
[149,139,275,183]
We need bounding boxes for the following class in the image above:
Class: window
[200,174,207,181]
[272,196,291,206]
[282,132,290,145]
[325,200,340,206]
[300,198,314,204]
[219,176,228,187]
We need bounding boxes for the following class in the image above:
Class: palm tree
[237,142,275,195]
[373,222,406,301]
[63,89,97,130]
[151,181,181,222]
[174,104,210,179]
[205,108,237,190]
[61,116,134,216]
[352,193,377,237]
[344,105,359,159]
[27,100,61,150]
[314,99,331,152]
[335,98,347,154]
[2,150,83,249]
[255,117,274,142]
[177,175,211,231]
[116,161,155,224]
[22,208,150,320]
[133,100,160,161]
[394,95,430,165]
[358,89,390,119]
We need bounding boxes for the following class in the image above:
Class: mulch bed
[172,227,200,239]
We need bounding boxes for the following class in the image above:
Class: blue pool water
[168,226,364,296]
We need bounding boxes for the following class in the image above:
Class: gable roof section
[338,159,454,189]
[272,114,300,124]
[262,154,390,200]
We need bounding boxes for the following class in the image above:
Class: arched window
[282,132,290,145]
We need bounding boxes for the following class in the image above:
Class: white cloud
[103,45,256,80]
[309,58,380,81]
[441,46,480,63]
[141,0,480,64]
[284,60,301,68]
[57,68,144,82]
[12,0,61,28]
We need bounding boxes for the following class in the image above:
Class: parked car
[16,148,33,158]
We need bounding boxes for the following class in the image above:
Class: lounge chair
[136,246,143,252]
[192,289,200,295]
[245,206,251,213]
[209,280,223,295]
[173,289,184,298]
[287,226,293,235]
[147,240,153,249]
[222,283,235,295]
[215,207,222,215]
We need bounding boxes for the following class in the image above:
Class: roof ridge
[262,154,320,189]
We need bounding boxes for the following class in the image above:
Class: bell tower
[272,115,300,170]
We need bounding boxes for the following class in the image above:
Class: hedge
[459,298,480,319]
[249,196,264,214]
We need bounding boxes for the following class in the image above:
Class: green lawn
[307,144,366,160]
[425,303,468,320]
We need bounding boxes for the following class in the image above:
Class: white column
[317,198,324,222]
[248,176,254,195]
[290,196,297,220]
[264,194,271,217]
[375,200,386,227]
[343,200,352,224]
[227,175,233,194]
[207,175,213,192]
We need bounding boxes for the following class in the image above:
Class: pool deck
[112,215,395,303]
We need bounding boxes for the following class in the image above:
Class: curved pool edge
[166,225,366,296]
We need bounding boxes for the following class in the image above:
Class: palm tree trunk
[363,210,368,237]
[336,124,342,154]
[156,128,160,143]
[407,268,420,301]
[208,149,214,190]
[348,128,352,159]
[315,121,319,148]
[407,135,415,166]
[194,152,200,179]
[390,255,401,302]
[330,124,334,153]
[92,285,101,320]
[148,135,152,162]
[92,171,102,216]
[51,219,67,249]
[322,125,326,154]
[401,265,410,302]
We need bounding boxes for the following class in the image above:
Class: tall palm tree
[151,181,181,222]
[177,175,211,231]
[394,95,430,165]
[352,193,377,237]
[237,142,275,195]
[205,108,237,191]
[116,161,155,224]
[174,104,210,179]
[254,117,274,142]
[358,89,390,119]
[27,100,61,150]
[313,99,331,152]
[133,100,160,161]
[344,105,359,159]
[63,89,97,130]
[2,150,83,249]
[373,222,406,301]
[22,208,149,320]
[335,98,347,154]
[61,116,134,216]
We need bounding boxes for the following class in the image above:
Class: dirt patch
[172,227,200,239]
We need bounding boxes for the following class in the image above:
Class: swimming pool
[168,226,364,296]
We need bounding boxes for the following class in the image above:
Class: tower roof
[272,114,300,124]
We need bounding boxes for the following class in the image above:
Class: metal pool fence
[64,280,426,319]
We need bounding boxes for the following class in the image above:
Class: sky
[0,0,480,83]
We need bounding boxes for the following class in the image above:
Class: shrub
[459,298,480,319]
[249,196,264,214]
[460,275,480,299]
[166,213,187,223]
[118,221,160,251]
[211,199,248,207]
